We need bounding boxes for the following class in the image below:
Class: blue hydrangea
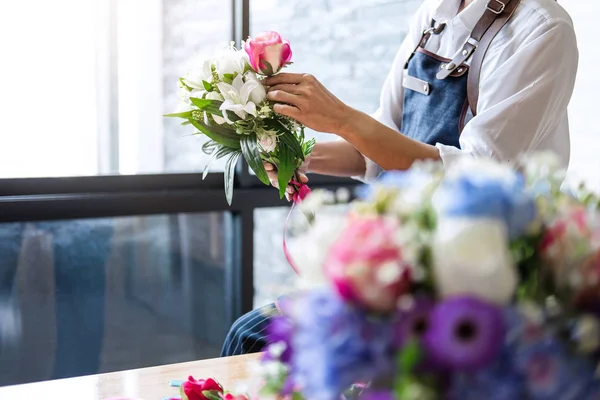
[434,171,536,238]
[291,290,397,400]
[356,169,437,200]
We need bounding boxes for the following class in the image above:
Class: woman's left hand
[264,73,353,134]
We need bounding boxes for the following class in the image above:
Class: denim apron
[401,22,469,149]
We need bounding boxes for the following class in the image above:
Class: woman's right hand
[264,161,309,201]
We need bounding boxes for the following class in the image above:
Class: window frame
[0,0,358,325]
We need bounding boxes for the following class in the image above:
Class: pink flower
[540,206,589,254]
[292,182,311,203]
[324,217,411,313]
[244,31,292,75]
[181,376,223,400]
[221,394,249,400]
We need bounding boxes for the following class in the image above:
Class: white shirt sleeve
[436,18,578,168]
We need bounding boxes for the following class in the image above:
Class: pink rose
[324,217,411,313]
[181,376,223,400]
[244,31,292,75]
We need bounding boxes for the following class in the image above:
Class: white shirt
[361,0,578,181]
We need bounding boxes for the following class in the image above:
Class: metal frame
[0,0,358,326]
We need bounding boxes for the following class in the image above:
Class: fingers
[298,172,309,183]
[263,162,279,188]
[273,103,301,119]
[267,90,301,107]
[267,84,303,95]
[263,72,304,86]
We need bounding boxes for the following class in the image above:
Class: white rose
[432,217,517,305]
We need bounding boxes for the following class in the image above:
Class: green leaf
[264,120,304,160]
[179,77,193,92]
[240,134,270,185]
[190,97,213,109]
[303,137,316,157]
[202,80,213,91]
[189,119,241,149]
[164,111,194,119]
[261,60,275,76]
[181,121,191,126]
[202,390,224,400]
[190,98,241,122]
[203,146,237,180]
[224,151,241,205]
[398,340,422,373]
[202,139,220,155]
[277,143,295,199]
[180,385,189,400]
[223,73,235,84]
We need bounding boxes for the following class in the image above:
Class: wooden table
[0,354,262,400]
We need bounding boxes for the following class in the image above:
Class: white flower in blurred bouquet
[432,217,517,305]
[291,213,347,290]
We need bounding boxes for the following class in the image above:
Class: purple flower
[359,390,395,400]
[291,290,397,400]
[423,296,506,371]
[393,296,435,348]
[264,315,294,363]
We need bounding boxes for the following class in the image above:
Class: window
[0,212,231,386]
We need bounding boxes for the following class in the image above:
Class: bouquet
[165,32,314,204]
[175,153,600,400]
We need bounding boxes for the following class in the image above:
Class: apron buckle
[486,0,506,14]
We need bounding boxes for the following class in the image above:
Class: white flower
[177,88,204,112]
[258,129,277,152]
[446,156,517,186]
[290,214,347,289]
[244,71,267,104]
[216,75,260,122]
[214,48,249,79]
[183,58,213,90]
[432,217,517,305]
[204,91,227,125]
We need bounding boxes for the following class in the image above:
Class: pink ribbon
[283,181,311,275]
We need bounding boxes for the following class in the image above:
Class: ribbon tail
[283,201,301,275]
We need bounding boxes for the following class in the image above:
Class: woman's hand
[264,73,353,134]
[264,160,309,201]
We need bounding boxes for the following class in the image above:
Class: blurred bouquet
[249,153,600,399]
[165,32,314,204]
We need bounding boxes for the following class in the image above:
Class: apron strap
[467,0,522,116]
[404,19,446,69]
[437,0,520,81]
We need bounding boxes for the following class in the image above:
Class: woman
[221,0,578,357]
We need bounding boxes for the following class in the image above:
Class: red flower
[221,394,249,400]
[181,376,223,400]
